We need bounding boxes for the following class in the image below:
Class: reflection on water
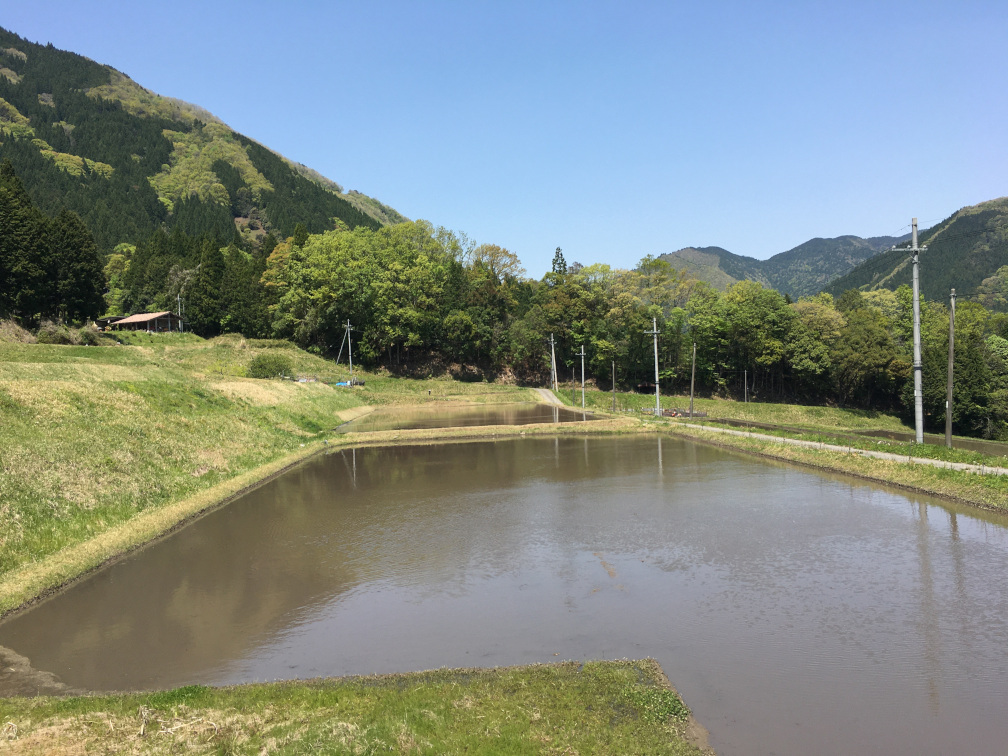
[339,402,590,432]
[3,437,1008,755]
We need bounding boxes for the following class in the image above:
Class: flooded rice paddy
[3,435,1008,754]
[338,401,591,431]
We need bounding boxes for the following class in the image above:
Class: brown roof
[114,311,176,325]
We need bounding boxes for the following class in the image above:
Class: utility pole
[744,369,748,403]
[946,288,956,448]
[345,320,354,380]
[572,360,576,405]
[911,218,925,444]
[689,342,696,419]
[579,344,585,409]
[612,360,616,413]
[646,317,660,416]
[550,333,558,393]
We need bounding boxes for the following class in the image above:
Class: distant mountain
[658,235,906,298]
[823,198,1008,302]
[761,234,908,298]
[657,246,770,291]
[0,26,403,252]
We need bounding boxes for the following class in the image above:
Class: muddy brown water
[338,402,591,431]
[3,436,1008,755]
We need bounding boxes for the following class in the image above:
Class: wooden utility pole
[646,317,660,416]
[744,369,748,403]
[911,218,925,444]
[946,288,956,448]
[689,342,696,418]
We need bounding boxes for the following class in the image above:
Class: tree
[0,160,53,322]
[471,243,526,282]
[52,209,105,322]
[186,239,226,336]
[976,265,1008,311]
[832,308,902,408]
[552,247,567,276]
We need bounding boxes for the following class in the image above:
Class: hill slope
[0,26,402,252]
[658,235,904,298]
[824,198,1008,302]
[657,246,770,291]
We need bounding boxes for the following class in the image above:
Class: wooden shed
[110,311,185,333]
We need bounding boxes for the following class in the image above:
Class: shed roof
[114,311,176,325]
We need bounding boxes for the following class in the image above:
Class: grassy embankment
[564,386,1008,512]
[0,332,538,617]
[0,660,707,755]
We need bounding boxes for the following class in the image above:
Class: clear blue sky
[5,1,1006,276]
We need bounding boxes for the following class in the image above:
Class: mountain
[0,26,402,253]
[761,234,908,298]
[823,198,1008,303]
[658,235,906,298]
[657,246,770,291]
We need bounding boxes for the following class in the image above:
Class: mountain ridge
[823,198,1008,304]
[658,233,908,298]
[0,25,404,253]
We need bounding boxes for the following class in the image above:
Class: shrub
[76,327,99,346]
[247,352,293,379]
[35,321,76,344]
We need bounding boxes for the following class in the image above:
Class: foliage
[148,122,272,212]
[622,683,690,723]
[246,352,293,378]
[0,161,104,324]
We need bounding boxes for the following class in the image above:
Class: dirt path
[683,422,1008,476]
[533,387,564,406]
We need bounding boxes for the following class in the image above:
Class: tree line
[262,222,1008,440]
[0,160,104,323]
[3,157,1006,440]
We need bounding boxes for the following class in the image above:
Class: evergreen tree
[0,160,55,323]
[52,209,105,322]
[552,246,567,275]
[186,239,226,336]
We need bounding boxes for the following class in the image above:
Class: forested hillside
[824,198,1008,305]
[657,235,903,298]
[0,161,104,324]
[0,26,391,253]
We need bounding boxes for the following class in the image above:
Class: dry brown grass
[207,379,289,405]
[0,321,35,344]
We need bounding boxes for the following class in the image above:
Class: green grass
[662,421,1008,512]
[698,420,1008,467]
[566,386,911,433]
[0,660,706,755]
[0,334,542,615]
[0,338,353,582]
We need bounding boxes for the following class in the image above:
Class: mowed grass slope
[0,333,529,615]
[0,660,708,755]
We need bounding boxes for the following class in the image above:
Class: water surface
[3,436,1008,755]
[340,401,590,431]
